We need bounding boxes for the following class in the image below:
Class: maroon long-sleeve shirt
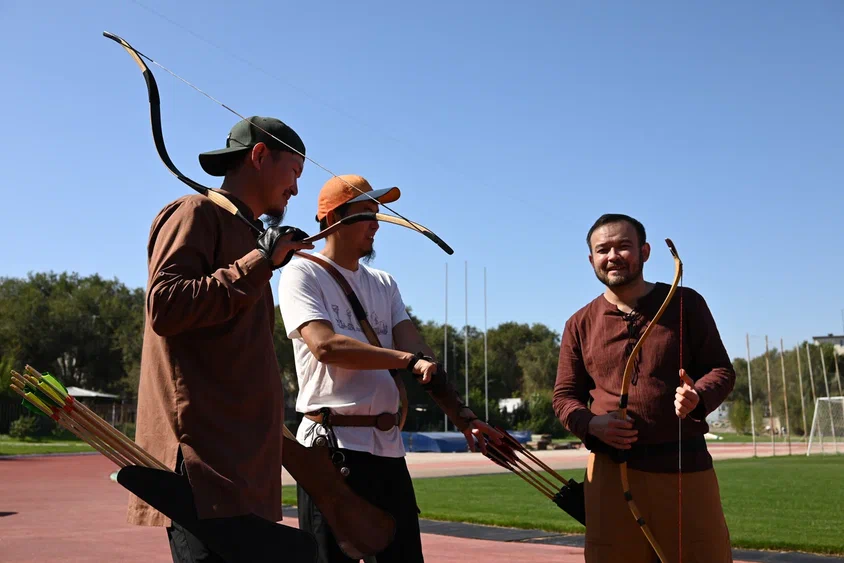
[128,191,283,527]
[553,282,735,472]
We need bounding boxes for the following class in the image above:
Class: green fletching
[16,371,67,418]
[20,390,55,419]
[41,372,68,398]
[21,395,46,417]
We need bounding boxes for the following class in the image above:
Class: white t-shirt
[277,253,411,458]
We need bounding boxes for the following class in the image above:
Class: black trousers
[297,449,424,563]
[166,448,317,563]
[167,447,227,563]
[168,518,226,563]
[167,509,318,563]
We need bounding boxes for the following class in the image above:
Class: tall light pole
[484,266,488,421]
[464,260,469,407]
[444,263,448,431]
[746,333,756,456]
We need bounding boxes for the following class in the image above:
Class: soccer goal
[807,397,844,455]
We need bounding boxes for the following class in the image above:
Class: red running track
[0,449,776,562]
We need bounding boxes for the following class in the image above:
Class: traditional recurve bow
[616,238,683,563]
[101,31,453,255]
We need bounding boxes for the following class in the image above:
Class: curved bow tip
[664,238,678,258]
[423,231,454,255]
[103,31,131,48]
[374,213,454,255]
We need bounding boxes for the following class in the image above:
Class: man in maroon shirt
[553,213,735,562]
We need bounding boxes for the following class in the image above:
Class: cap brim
[347,187,401,205]
[198,146,250,177]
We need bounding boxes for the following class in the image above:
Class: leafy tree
[517,331,560,397]
[0,272,144,398]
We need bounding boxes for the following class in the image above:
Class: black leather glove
[256,226,309,269]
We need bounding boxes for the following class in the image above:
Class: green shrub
[50,425,74,439]
[9,415,39,439]
[511,391,569,438]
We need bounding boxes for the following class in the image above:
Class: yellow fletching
[37,381,65,406]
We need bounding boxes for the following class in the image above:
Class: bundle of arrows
[480,426,586,525]
[9,364,302,468]
[10,365,169,469]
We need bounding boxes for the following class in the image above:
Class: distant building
[498,398,523,413]
[706,402,730,427]
[812,333,844,355]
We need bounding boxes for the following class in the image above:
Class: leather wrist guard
[256,226,308,269]
[415,362,478,432]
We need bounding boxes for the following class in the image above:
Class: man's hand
[588,412,638,449]
[675,369,700,419]
[410,357,438,384]
[257,226,314,269]
[461,417,503,455]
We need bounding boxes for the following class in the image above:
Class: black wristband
[406,351,425,373]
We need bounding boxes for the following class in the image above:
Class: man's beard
[594,259,641,287]
[361,247,376,264]
[262,208,287,228]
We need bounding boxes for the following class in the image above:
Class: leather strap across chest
[295,252,409,430]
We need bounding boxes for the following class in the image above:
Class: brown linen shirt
[553,282,735,472]
[127,190,284,527]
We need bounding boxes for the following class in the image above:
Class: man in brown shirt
[553,213,735,563]
[127,116,315,562]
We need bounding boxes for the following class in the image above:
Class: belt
[586,434,709,462]
[305,411,400,432]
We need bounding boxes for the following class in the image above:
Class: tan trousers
[584,452,732,563]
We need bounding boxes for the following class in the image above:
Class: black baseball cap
[198,116,306,176]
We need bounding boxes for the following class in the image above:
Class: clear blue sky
[2,0,842,362]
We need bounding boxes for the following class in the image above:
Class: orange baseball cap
[315,174,401,221]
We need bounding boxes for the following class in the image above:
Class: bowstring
[128,47,430,240]
[678,273,684,562]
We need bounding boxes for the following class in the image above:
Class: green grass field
[6,436,840,555]
[0,434,95,455]
[282,455,843,556]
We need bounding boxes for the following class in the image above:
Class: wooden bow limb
[614,238,683,563]
[370,213,453,254]
[294,212,453,254]
[103,31,453,256]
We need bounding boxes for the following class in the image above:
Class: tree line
[0,272,566,435]
[2,272,841,438]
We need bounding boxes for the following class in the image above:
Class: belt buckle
[375,412,397,432]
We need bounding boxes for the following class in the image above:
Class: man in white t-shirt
[278,174,501,563]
